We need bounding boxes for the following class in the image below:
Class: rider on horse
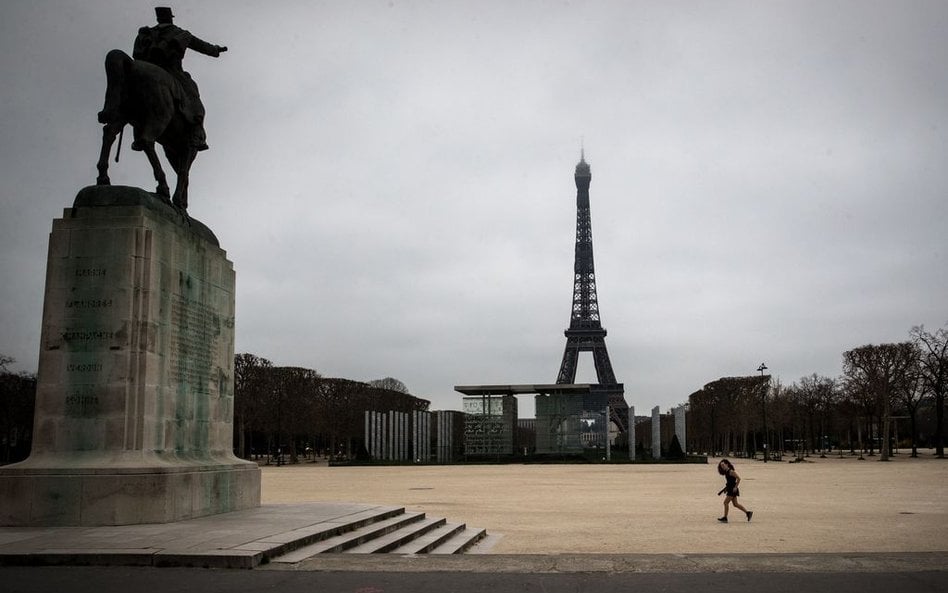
[95,7,228,210]
[132,6,227,152]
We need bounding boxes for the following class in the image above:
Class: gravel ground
[259,452,948,554]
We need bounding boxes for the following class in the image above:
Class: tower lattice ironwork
[555,152,629,430]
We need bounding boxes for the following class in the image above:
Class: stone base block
[0,462,260,526]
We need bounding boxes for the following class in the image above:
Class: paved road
[3,565,947,593]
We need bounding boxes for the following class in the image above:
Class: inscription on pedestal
[65,298,114,310]
[65,385,100,417]
[75,267,107,278]
[66,362,103,373]
[61,329,115,342]
[169,294,219,392]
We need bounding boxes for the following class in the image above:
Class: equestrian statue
[96,6,227,210]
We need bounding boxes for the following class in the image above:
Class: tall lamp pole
[758,363,769,462]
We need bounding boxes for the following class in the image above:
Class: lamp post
[758,363,769,462]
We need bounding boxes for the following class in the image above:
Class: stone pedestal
[0,186,260,526]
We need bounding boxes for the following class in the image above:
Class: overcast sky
[1,1,946,417]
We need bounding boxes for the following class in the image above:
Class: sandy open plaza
[260,454,948,555]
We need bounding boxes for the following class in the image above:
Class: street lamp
[758,363,769,462]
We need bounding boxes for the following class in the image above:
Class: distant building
[535,387,611,453]
[460,393,518,456]
[517,418,537,454]
[456,384,619,456]
[434,410,465,463]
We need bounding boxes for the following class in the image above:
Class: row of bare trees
[687,323,948,459]
[0,355,36,464]
[233,353,429,462]
[688,375,770,456]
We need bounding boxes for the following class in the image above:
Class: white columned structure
[375,411,382,458]
[674,405,687,453]
[364,411,371,458]
[366,410,436,462]
[401,412,408,461]
[416,410,430,462]
[628,406,636,461]
[651,405,661,459]
[396,412,403,461]
[386,412,392,460]
[400,412,407,461]
[412,411,419,461]
[394,412,400,461]
[437,412,445,463]
[424,411,430,462]
[435,411,453,464]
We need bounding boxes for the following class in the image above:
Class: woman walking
[717,459,753,522]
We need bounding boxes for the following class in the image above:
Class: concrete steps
[427,526,488,554]
[388,521,467,554]
[346,516,446,553]
[269,508,487,563]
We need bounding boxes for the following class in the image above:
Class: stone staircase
[269,506,487,563]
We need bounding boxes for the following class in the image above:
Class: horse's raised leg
[98,50,130,124]
[141,141,171,201]
[96,123,121,186]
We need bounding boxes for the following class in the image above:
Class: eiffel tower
[555,151,629,430]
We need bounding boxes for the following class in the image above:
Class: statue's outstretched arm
[187,33,227,58]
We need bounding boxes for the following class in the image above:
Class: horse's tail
[98,49,132,125]
[115,127,124,163]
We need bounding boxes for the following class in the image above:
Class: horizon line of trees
[686,323,947,460]
[3,322,944,465]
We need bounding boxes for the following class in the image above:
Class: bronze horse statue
[96,49,198,210]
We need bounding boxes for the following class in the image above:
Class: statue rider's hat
[155,7,174,22]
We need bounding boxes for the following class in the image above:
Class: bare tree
[835,382,862,455]
[270,366,322,463]
[766,379,792,457]
[794,374,837,455]
[0,355,36,464]
[368,377,409,394]
[233,353,273,459]
[686,375,768,455]
[911,324,948,458]
[894,345,925,457]
[786,381,813,455]
[318,378,364,458]
[842,343,917,461]
[843,358,877,456]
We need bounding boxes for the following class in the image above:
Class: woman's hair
[717,459,734,475]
